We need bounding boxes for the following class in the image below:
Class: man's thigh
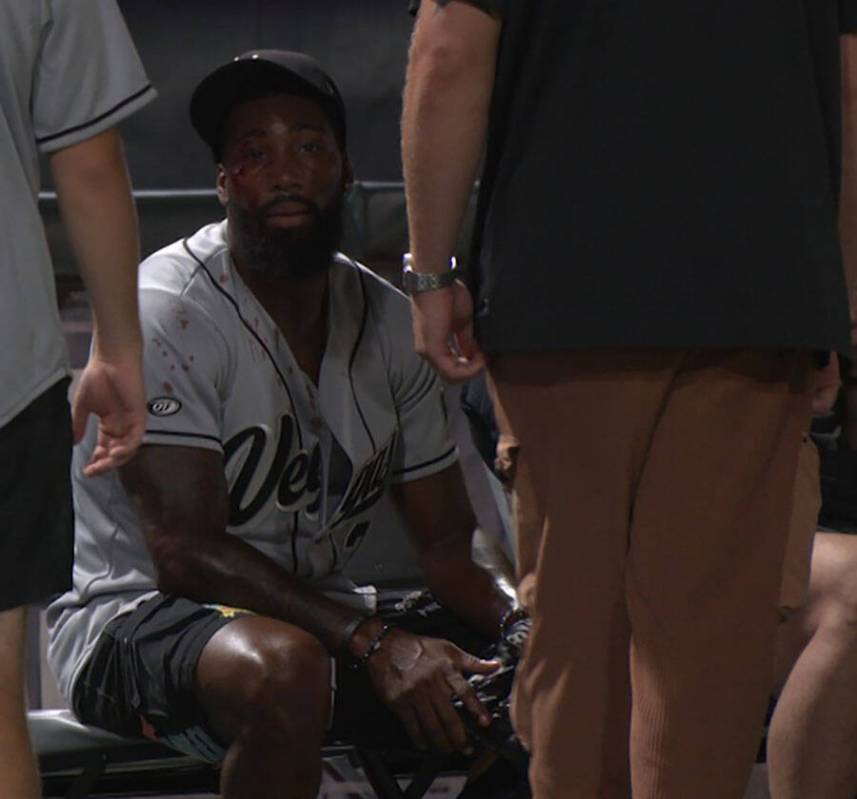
[72,593,243,761]
[0,378,73,611]
[73,589,502,758]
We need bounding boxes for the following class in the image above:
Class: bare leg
[194,616,332,799]
[769,532,857,799]
[0,606,40,799]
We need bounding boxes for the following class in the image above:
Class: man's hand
[366,628,499,754]
[72,351,146,477]
[410,280,485,382]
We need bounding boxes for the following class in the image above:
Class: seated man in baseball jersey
[47,51,528,799]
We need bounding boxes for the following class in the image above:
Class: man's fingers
[454,323,483,361]
[70,394,89,445]
[412,694,457,753]
[428,682,473,754]
[82,421,143,477]
[446,670,491,728]
[396,705,429,751]
[83,443,133,477]
[425,348,485,383]
[458,652,502,675]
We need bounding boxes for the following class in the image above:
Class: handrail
[38,181,407,203]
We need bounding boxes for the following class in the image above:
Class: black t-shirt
[414,1,855,355]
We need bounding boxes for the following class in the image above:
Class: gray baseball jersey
[48,221,458,702]
[0,0,155,427]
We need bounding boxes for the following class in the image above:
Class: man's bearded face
[227,189,345,281]
[217,94,349,281]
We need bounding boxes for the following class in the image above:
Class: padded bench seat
[29,708,464,799]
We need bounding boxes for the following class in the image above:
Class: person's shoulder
[140,221,229,298]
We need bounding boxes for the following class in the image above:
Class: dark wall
[48,1,426,286]
[117,0,415,188]
[46,2,478,290]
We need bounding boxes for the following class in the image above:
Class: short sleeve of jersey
[842,1,857,32]
[376,292,458,484]
[409,0,505,18]
[139,287,228,454]
[33,0,156,153]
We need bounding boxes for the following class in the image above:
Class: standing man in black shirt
[402,2,857,798]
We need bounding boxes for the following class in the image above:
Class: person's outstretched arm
[50,127,146,476]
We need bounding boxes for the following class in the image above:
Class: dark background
[115,0,415,188]
[45,0,480,288]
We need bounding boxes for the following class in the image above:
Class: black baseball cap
[190,49,347,159]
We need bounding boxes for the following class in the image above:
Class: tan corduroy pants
[488,350,812,799]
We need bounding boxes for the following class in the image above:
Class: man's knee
[196,616,331,739]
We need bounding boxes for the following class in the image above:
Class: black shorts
[72,590,496,762]
[0,378,73,611]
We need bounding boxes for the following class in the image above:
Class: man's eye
[298,141,325,153]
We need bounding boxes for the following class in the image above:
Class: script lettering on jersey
[328,434,397,528]
[224,414,321,526]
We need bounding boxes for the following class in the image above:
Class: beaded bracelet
[500,606,529,636]
[356,623,395,669]
[340,614,369,655]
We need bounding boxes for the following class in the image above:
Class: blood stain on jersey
[179,318,189,330]
[162,381,174,394]
[148,397,182,417]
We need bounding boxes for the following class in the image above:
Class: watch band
[401,253,457,295]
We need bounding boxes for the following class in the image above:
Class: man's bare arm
[402,2,501,380]
[390,463,512,638]
[122,446,500,753]
[120,444,366,654]
[50,128,146,474]
[402,1,500,275]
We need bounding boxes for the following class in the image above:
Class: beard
[228,191,345,281]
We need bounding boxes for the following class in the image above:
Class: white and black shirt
[48,221,457,702]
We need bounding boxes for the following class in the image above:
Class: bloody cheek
[227,161,256,180]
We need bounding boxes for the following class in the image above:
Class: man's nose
[269,146,306,189]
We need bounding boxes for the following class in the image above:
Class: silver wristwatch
[401,253,457,295]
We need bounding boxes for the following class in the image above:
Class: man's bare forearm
[123,448,368,656]
[50,128,142,360]
[402,2,501,273]
[152,530,369,655]
[422,550,512,638]
[391,465,513,639]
